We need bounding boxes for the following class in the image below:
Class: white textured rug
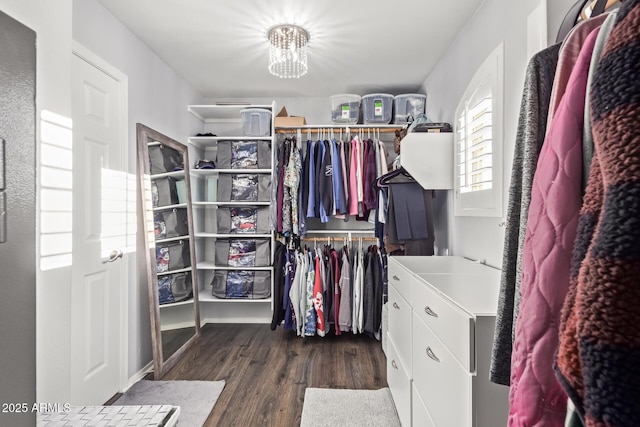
[113,380,225,426]
[300,387,401,427]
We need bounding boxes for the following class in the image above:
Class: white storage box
[330,94,361,124]
[394,93,427,124]
[240,108,272,136]
[362,93,394,124]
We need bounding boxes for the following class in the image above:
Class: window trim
[454,43,504,217]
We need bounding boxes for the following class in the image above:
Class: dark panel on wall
[0,10,37,427]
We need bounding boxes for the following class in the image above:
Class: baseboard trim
[123,361,154,392]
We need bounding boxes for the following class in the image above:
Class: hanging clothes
[338,247,352,332]
[363,139,378,213]
[556,2,640,426]
[547,13,609,128]
[580,8,618,192]
[330,249,341,335]
[273,241,385,339]
[490,43,561,385]
[270,241,287,330]
[508,25,601,427]
[284,138,302,235]
[313,251,326,337]
[283,250,296,331]
[331,139,347,216]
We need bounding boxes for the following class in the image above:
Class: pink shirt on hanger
[349,138,359,215]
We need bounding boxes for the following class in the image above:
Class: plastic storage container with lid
[362,93,394,124]
[394,93,427,124]
[330,94,361,124]
[240,108,272,136]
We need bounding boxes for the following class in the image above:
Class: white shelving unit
[187,102,276,324]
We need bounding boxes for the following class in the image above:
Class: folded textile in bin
[214,239,270,267]
[156,240,191,273]
[158,272,192,304]
[154,208,189,239]
[215,140,271,169]
[217,206,270,234]
[211,270,270,299]
[217,174,271,202]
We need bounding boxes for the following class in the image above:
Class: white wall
[420,0,550,268]
[72,0,203,381]
[548,0,581,45]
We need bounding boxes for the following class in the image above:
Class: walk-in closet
[1,0,638,426]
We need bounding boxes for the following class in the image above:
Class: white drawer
[388,257,413,302]
[412,278,474,371]
[412,313,471,427]
[412,383,436,427]
[387,336,411,427]
[388,284,412,368]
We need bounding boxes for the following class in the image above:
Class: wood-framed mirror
[136,123,200,379]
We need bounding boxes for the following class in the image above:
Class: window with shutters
[454,43,504,217]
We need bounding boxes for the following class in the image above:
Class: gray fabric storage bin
[211,270,271,299]
[217,206,270,234]
[149,144,183,174]
[215,140,271,169]
[152,177,178,207]
[158,272,192,305]
[217,173,271,202]
[156,240,191,273]
[214,239,270,267]
[154,208,189,239]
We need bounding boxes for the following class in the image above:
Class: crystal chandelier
[268,24,309,79]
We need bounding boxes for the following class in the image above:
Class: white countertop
[389,256,501,316]
[389,256,498,275]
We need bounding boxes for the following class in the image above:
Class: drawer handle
[392,302,400,309]
[392,275,400,281]
[424,306,439,318]
[426,347,440,362]
[391,360,399,370]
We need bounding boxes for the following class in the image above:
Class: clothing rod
[300,236,379,242]
[304,229,375,234]
[275,126,403,134]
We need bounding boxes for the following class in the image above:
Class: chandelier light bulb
[268,24,309,79]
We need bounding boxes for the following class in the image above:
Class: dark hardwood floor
[160,323,388,426]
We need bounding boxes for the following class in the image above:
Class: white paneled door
[70,50,128,405]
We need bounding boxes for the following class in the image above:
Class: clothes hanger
[376,166,416,187]
[556,0,618,43]
[583,0,618,19]
[556,0,591,43]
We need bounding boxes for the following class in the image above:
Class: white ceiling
[97,0,485,98]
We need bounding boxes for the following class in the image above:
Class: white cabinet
[399,132,453,190]
[187,103,276,324]
[387,256,509,427]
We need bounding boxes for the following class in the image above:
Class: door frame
[71,41,130,394]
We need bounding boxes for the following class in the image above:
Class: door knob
[103,249,123,263]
